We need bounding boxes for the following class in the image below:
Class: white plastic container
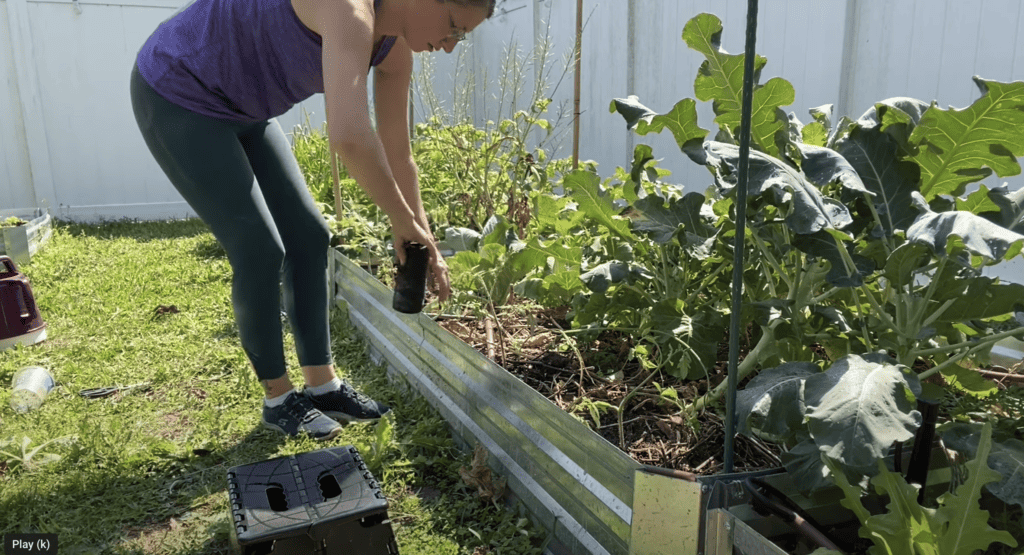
[10,366,55,413]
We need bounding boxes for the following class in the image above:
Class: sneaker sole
[261,420,343,441]
[321,408,392,424]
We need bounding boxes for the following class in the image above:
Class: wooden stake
[324,103,343,218]
[573,0,583,170]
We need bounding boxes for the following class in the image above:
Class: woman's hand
[391,217,451,302]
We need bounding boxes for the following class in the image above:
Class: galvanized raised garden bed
[0,208,52,266]
[328,250,966,555]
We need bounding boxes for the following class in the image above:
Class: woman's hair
[443,0,497,19]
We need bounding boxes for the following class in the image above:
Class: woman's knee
[283,215,331,261]
[223,228,286,274]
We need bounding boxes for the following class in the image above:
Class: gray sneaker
[262,392,343,441]
[303,381,392,423]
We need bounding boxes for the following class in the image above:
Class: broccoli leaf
[911,78,1024,200]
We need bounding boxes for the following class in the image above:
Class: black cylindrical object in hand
[393,242,428,313]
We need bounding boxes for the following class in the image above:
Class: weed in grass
[0,220,545,554]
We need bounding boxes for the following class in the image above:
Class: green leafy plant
[558,167,730,381]
[1,217,26,228]
[446,213,582,311]
[940,420,1024,520]
[594,12,1024,545]
[735,354,923,491]
[412,30,575,235]
[825,423,1017,555]
[608,6,1022,444]
[413,107,569,234]
[0,436,72,473]
[571,397,618,429]
[612,12,1024,394]
[351,413,399,480]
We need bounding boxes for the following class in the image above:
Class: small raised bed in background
[1,208,52,266]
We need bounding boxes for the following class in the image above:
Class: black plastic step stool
[227,445,399,555]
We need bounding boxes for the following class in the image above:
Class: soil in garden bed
[432,297,784,475]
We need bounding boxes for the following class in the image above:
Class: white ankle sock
[264,389,296,407]
[305,377,342,396]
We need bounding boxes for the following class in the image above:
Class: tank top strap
[370,36,398,68]
[369,0,396,69]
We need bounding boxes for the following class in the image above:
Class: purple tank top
[136,0,397,122]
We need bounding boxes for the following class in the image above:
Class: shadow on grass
[54,219,212,243]
[54,218,228,260]
[192,237,228,260]
[0,423,293,555]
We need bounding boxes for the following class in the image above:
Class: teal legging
[130,64,332,380]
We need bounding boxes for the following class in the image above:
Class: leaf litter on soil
[434,299,784,475]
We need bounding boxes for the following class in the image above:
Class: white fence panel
[0,0,35,211]
[842,0,1024,116]
[1,0,332,221]
[576,0,629,174]
[2,0,1024,228]
[30,1,178,219]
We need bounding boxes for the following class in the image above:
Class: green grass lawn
[0,219,544,555]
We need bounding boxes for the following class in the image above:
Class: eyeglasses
[447,10,467,43]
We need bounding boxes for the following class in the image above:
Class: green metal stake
[724,0,760,474]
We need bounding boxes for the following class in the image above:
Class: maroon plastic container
[0,255,47,349]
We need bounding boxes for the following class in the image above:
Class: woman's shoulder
[291,0,374,38]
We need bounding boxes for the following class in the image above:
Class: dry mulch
[433,300,783,475]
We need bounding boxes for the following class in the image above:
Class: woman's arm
[312,0,449,300]
[374,38,451,300]
[373,40,430,234]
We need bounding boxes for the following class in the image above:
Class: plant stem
[862,191,896,254]
[549,319,591,394]
[918,350,972,382]
[689,324,776,414]
[913,326,1024,360]
[808,286,843,305]
[832,234,902,343]
[851,280,901,339]
[909,256,948,332]
[616,369,660,450]
[686,261,729,306]
[919,298,957,330]
[751,230,793,292]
